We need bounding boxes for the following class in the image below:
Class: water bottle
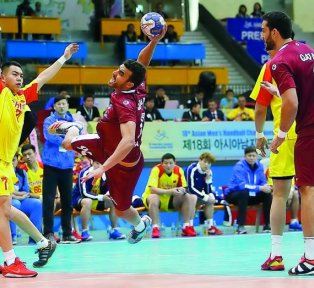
[233,219,238,233]
[58,227,63,239]
[170,222,176,237]
[160,223,166,238]
[16,228,22,244]
[203,220,209,236]
[145,224,151,238]
[176,223,182,237]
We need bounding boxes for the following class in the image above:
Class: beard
[265,37,276,51]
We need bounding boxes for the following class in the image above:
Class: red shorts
[295,136,314,186]
[71,133,144,211]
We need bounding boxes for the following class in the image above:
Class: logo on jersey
[272,64,277,70]
[123,100,130,105]
[76,145,92,156]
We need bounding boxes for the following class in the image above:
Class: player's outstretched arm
[137,25,167,67]
[35,43,79,91]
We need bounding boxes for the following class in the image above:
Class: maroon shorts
[295,136,314,186]
[71,134,144,211]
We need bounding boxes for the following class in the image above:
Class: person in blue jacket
[226,146,272,234]
[42,96,81,244]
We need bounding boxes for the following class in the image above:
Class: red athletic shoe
[261,255,285,271]
[2,258,38,278]
[208,225,223,235]
[72,229,83,240]
[151,227,160,238]
[181,226,197,237]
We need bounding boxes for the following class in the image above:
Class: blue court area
[0,230,312,288]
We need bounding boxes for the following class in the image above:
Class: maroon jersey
[97,81,146,162]
[270,40,314,137]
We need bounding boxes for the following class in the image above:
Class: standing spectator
[227,95,255,121]
[219,89,238,109]
[236,4,249,18]
[142,153,196,238]
[202,99,226,121]
[76,94,100,122]
[186,89,204,109]
[162,25,179,43]
[251,2,265,18]
[16,0,34,39]
[225,146,272,234]
[144,96,164,122]
[185,153,223,235]
[154,86,170,108]
[181,103,202,121]
[155,1,169,19]
[72,161,126,241]
[42,96,81,244]
[91,0,106,42]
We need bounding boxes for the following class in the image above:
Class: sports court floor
[0,230,312,288]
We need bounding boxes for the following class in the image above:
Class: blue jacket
[228,159,267,194]
[42,111,75,169]
[185,162,213,200]
[15,167,30,192]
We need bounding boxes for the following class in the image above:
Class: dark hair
[239,4,247,13]
[161,153,175,162]
[244,146,257,155]
[123,59,146,89]
[145,95,155,103]
[226,89,234,94]
[262,11,292,39]
[1,61,22,73]
[57,86,68,94]
[54,95,68,104]
[21,144,36,154]
[84,95,94,101]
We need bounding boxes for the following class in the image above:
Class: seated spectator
[219,89,238,109]
[144,96,164,122]
[10,154,42,245]
[181,103,202,121]
[236,4,249,18]
[33,1,52,40]
[76,94,100,122]
[227,95,255,121]
[156,1,169,19]
[117,23,138,62]
[72,161,126,241]
[162,25,179,43]
[186,88,204,109]
[225,146,272,234]
[251,2,265,18]
[142,153,196,238]
[202,99,226,121]
[154,86,170,108]
[185,153,223,235]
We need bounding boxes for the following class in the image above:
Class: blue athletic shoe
[127,215,152,244]
[81,230,93,241]
[289,222,302,231]
[109,229,126,240]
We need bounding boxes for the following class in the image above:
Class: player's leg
[202,199,223,235]
[79,198,93,241]
[288,188,302,230]
[9,199,22,244]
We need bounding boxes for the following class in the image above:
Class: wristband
[277,129,287,138]
[203,194,209,202]
[57,55,67,65]
[97,194,104,202]
[255,131,264,139]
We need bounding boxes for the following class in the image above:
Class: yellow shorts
[269,138,296,178]
[0,160,15,196]
[142,193,172,212]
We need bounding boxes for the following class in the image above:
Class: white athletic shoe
[127,215,152,244]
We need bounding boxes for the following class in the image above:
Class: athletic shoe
[236,226,247,234]
[181,226,197,237]
[109,229,126,240]
[60,235,81,244]
[33,240,57,268]
[151,227,160,238]
[72,229,83,240]
[2,258,38,278]
[263,225,271,233]
[261,255,285,271]
[208,225,223,235]
[45,233,60,244]
[81,230,93,241]
[48,120,83,135]
[127,215,152,244]
[289,222,302,231]
[288,256,314,276]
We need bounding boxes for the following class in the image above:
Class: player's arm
[255,102,269,157]
[137,26,167,67]
[35,43,79,91]
[279,88,298,133]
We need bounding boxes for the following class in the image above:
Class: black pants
[42,165,73,237]
[225,190,272,226]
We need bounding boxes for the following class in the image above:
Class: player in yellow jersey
[250,48,297,271]
[142,153,196,238]
[0,43,78,277]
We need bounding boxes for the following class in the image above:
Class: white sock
[134,220,145,232]
[271,235,283,259]
[82,229,88,233]
[4,249,16,266]
[304,237,314,260]
[153,224,159,228]
[37,237,49,249]
[290,219,299,224]
[183,223,189,228]
[189,219,194,226]
[208,219,214,227]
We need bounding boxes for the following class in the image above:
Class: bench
[6,40,88,64]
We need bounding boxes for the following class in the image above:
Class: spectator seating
[0,16,18,37]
